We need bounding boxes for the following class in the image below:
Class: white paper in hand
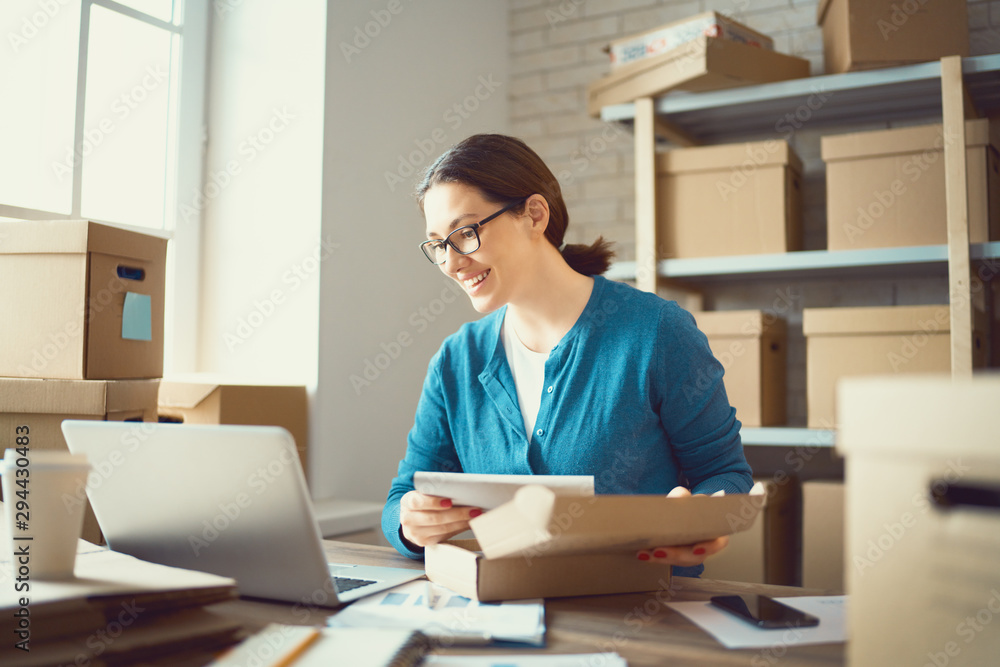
[413,472,594,510]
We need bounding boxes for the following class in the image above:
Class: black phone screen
[710,594,820,629]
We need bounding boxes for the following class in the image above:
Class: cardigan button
[546,386,553,393]
[536,429,544,437]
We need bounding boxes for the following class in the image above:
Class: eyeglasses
[419,198,527,265]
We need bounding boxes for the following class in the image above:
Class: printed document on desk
[329,579,545,646]
[414,471,594,509]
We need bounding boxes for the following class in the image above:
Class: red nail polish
[693,547,706,556]
[440,499,452,508]
[653,549,667,559]
[469,508,482,518]
[637,552,650,561]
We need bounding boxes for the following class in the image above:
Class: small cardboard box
[803,304,987,427]
[425,484,766,601]
[657,140,803,258]
[158,377,309,473]
[692,311,787,427]
[606,11,773,69]
[0,377,159,543]
[837,375,1000,666]
[0,220,167,380]
[802,480,845,592]
[817,0,969,74]
[822,119,1000,251]
[587,36,810,117]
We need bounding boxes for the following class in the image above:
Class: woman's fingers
[400,490,482,547]
[637,536,730,567]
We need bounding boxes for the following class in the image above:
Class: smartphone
[710,594,819,629]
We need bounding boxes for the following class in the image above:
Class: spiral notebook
[209,625,430,667]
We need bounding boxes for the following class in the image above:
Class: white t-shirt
[501,313,549,440]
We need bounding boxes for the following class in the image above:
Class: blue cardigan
[382,275,753,575]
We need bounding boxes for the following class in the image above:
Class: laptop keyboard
[334,576,377,593]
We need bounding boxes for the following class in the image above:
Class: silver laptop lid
[60,420,334,604]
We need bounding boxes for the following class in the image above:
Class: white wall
[316,1,509,501]
[195,0,326,384]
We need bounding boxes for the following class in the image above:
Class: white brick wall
[506,0,999,425]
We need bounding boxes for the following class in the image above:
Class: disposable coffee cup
[2,449,91,580]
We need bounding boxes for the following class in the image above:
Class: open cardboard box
[425,483,766,601]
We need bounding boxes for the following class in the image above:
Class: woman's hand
[399,490,483,548]
[636,485,730,567]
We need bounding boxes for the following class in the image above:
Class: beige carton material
[587,36,810,117]
[837,375,1000,667]
[802,304,987,427]
[817,0,970,74]
[606,11,773,69]
[0,377,159,543]
[802,480,845,592]
[822,119,1000,250]
[0,220,167,380]
[158,377,309,473]
[692,311,787,427]
[657,141,803,258]
[426,484,766,601]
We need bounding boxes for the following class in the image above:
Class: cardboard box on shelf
[803,304,987,427]
[425,484,766,601]
[587,36,810,117]
[817,0,969,74]
[702,477,800,586]
[802,480,845,592]
[822,119,1000,251]
[837,375,1000,666]
[0,377,159,543]
[692,311,787,427]
[0,220,167,380]
[657,140,803,258]
[158,378,309,473]
[606,11,773,70]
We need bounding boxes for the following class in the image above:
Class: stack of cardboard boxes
[0,220,168,543]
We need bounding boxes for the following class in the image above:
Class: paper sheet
[329,579,545,646]
[667,595,847,649]
[424,654,627,667]
[413,471,594,509]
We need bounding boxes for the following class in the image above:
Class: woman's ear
[524,194,550,238]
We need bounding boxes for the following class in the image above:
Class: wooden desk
[204,541,845,666]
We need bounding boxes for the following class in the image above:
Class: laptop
[61,420,423,606]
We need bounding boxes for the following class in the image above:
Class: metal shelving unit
[740,427,836,448]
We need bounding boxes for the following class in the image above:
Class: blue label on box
[122,292,152,341]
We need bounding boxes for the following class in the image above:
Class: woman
[382,134,752,576]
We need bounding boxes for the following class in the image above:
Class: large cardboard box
[0,220,167,380]
[702,477,800,586]
[803,304,987,427]
[818,0,969,74]
[822,119,1000,251]
[837,375,1000,666]
[657,140,802,258]
[606,11,773,69]
[587,36,810,117]
[425,484,766,601]
[158,378,309,473]
[802,480,845,592]
[692,311,787,427]
[0,377,159,543]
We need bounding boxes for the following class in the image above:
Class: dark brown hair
[416,134,615,276]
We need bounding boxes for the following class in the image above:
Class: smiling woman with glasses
[383,134,753,579]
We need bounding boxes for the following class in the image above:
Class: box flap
[0,220,168,261]
[0,378,109,415]
[821,119,994,163]
[816,0,834,25]
[158,381,221,409]
[470,484,767,560]
[803,305,950,336]
[692,310,786,338]
[658,140,801,174]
